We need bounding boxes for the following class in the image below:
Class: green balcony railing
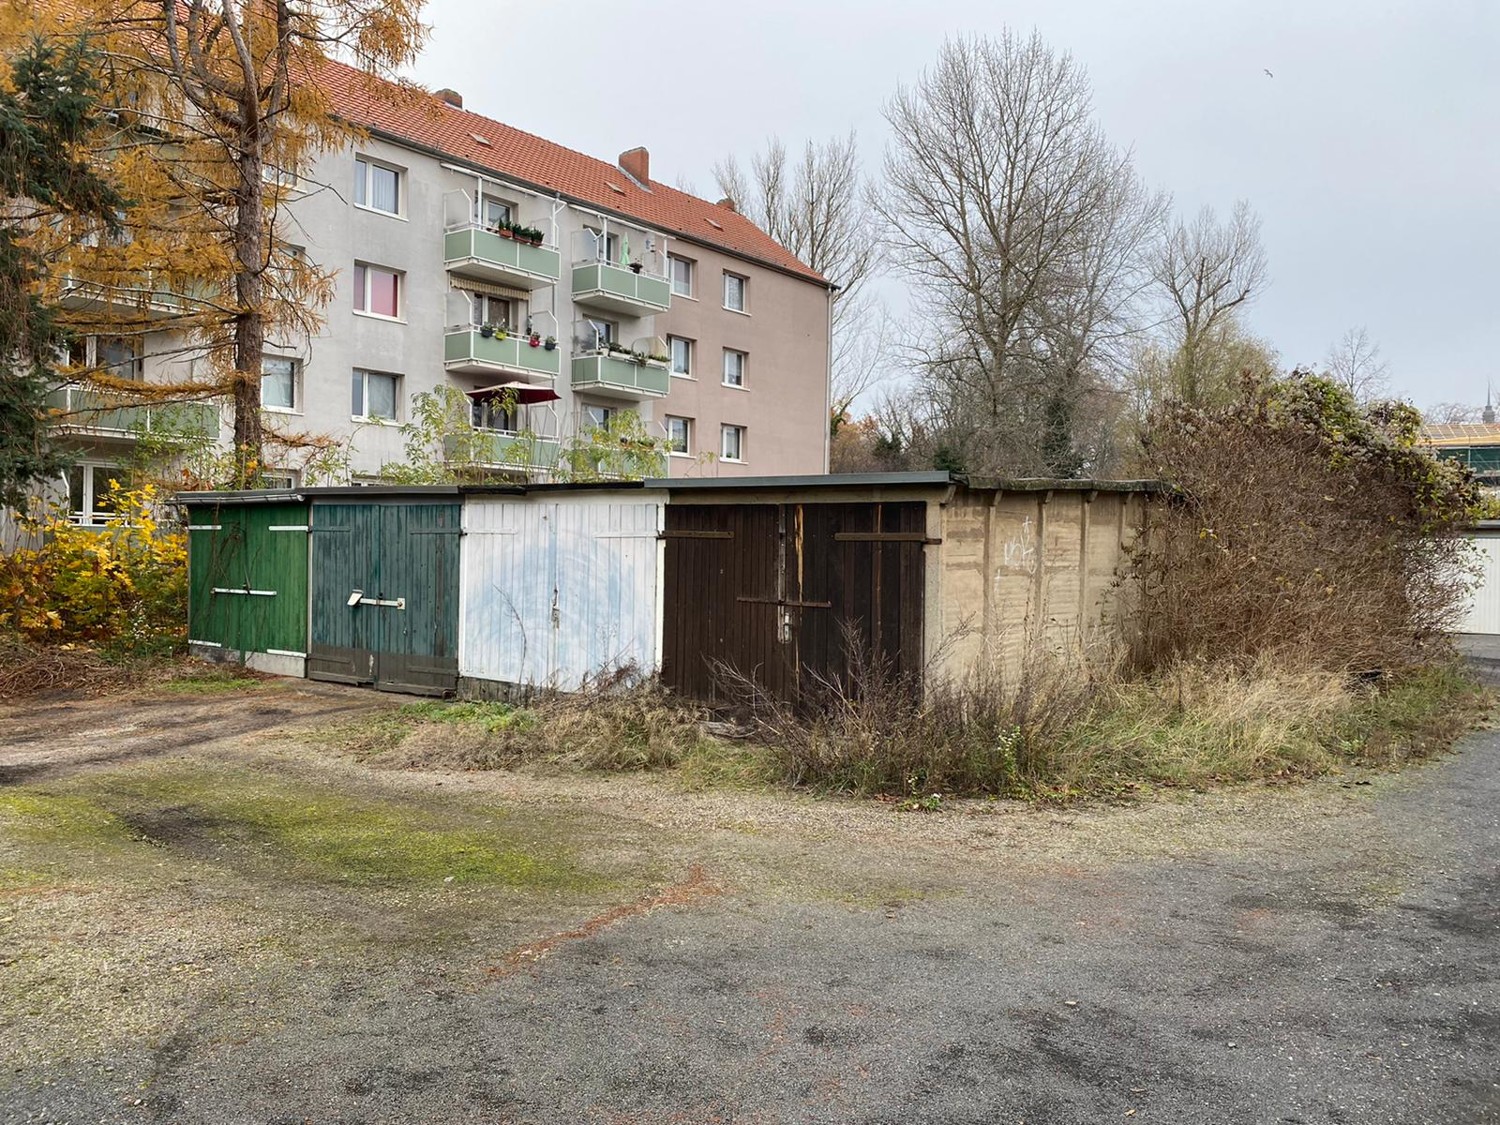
[46,384,218,439]
[570,262,671,314]
[443,329,563,379]
[443,431,561,472]
[570,353,671,399]
[443,227,562,288]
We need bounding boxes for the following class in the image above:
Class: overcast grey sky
[409,0,1498,409]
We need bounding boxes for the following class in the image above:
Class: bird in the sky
[1264,68,1274,78]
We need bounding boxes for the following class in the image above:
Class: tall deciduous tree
[18,0,426,485]
[1150,201,1268,405]
[1323,326,1390,404]
[878,31,1165,477]
[0,32,123,508]
[713,133,882,417]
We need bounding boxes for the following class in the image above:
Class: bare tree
[1324,326,1390,403]
[1151,202,1268,405]
[1424,402,1483,424]
[714,133,884,415]
[877,31,1166,477]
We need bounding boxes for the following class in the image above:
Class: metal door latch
[348,589,405,610]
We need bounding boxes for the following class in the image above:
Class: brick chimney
[435,88,463,109]
[716,197,737,213]
[619,147,650,185]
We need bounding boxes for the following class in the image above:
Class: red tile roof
[323,62,829,287]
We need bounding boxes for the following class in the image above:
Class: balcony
[443,431,561,473]
[56,277,192,320]
[46,384,219,441]
[444,329,562,381]
[570,352,670,400]
[570,261,671,317]
[443,226,562,291]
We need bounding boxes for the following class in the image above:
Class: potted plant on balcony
[630,349,648,366]
[528,227,544,248]
[497,222,514,240]
[528,332,541,348]
[544,335,557,351]
[495,326,509,341]
[628,259,643,275]
[479,322,496,338]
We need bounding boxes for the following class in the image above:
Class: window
[669,336,693,378]
[480,197,512,228]
[669,255,695,297]
[723,272,747,312]
[579,319,616,353]
[261,470,297,490]
[67,463,125,526]
[584,404,619,430]
[353,263,401,319]
[261,356,299,411]
[720,424,745,462]
[469,294,514,330]
[665,416,691,456]
[69,336,143,380]
[354,156,401,215]
[351,369,399,421]
[472,395,519,432]
[585,227,619,264]
[723,349,746,388]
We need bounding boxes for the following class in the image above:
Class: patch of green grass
[11,767,604,892]
[398,699,538,732]
[0,792,134,846]
[155,673,266,695]
[1334,662,1492,765]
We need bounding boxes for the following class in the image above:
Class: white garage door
[1460,535,1500,634]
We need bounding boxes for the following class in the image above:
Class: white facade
[1459,532,1500,634]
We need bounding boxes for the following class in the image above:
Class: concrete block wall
[929,488,1151,688]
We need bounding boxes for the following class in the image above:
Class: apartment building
[47,63,833,519]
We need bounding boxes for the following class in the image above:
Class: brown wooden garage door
[661,501,927,703]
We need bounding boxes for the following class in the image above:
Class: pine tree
[0,33,123,509]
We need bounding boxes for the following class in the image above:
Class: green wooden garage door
[187,501,309,658]
[306,499,461,695]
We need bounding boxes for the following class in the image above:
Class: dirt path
[1,681,1496,1123]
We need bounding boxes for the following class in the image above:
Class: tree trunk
[231,118,266,487]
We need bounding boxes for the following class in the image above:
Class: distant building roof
[1421,423,1500,448]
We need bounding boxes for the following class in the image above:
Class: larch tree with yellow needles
[9,0,427,486]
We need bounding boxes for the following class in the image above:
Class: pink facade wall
[656,235,831,477]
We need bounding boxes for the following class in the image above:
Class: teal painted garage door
[307,498,461,695]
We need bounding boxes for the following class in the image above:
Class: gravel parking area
[1,678,1496,1123]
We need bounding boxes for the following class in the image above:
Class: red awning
[467,381,560,405]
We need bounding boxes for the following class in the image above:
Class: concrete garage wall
[929,486,1152,687]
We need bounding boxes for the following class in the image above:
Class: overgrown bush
[1136,373,1480,673]
[0,484,187,655]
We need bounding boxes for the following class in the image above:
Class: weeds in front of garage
[308,654,1492,806]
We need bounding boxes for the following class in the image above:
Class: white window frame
[723,271,748,313]
[669,336,693,379]
[665,416,692,457]
[353,156,403,217]
[584,403,620,430]
[722,349,747,389]
[66,462,126,527]
[353,262,403,321]
[669,255,695,298]
[720,424,745,463]
[351,369,400,422]
[260,355,300,413]
[260,470,298,490]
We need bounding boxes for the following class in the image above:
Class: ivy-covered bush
[0,483,187,655]
[1136,373,1480,672]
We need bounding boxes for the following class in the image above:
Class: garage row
[180,474,1158,702]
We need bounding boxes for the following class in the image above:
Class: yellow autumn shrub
[0,483,187,654]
